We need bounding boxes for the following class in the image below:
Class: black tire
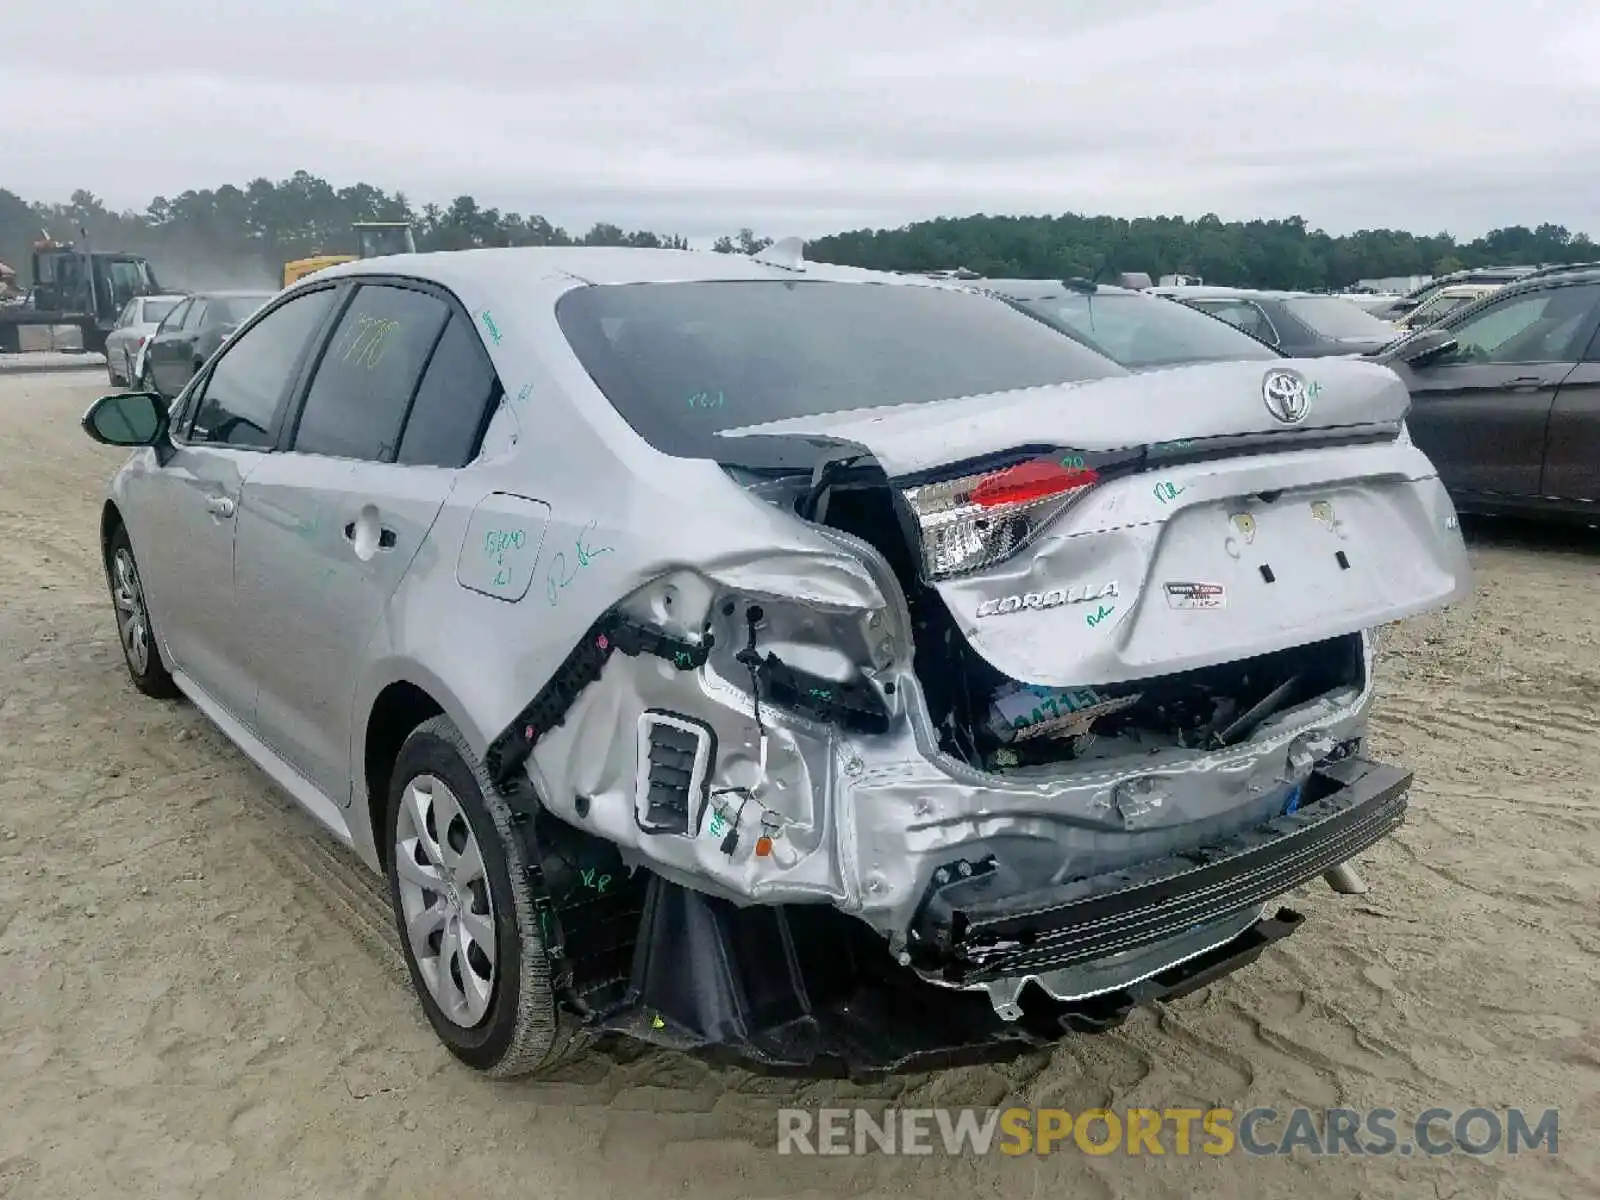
[104,523,179,699]
[384,714,587,1077]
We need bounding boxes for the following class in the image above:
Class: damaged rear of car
[436,261,1470,1075]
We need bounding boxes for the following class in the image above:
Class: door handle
[344,521,398,550]
[205,495,235,518]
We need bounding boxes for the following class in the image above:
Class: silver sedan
[79,245,1470,1077]
[103,293,185,386]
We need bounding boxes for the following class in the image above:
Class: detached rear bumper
[909,756,1410,986]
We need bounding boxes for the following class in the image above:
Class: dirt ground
[1,369,1596,1200]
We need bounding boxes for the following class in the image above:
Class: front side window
[555,280,1125,466]
[183,301,208,331]
[1438,285,1600,365]
[291,284,451,462]
[189,289,337,449]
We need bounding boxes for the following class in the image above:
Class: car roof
[1494,265,1600,293]
[1428,283,1500,297]
[1148,286,1309,301]
[966,277,1143,299]
[193,289,275,299]
[316,246,970,291]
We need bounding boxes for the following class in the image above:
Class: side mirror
[81,391,168,447]
[1386,326,1458,367]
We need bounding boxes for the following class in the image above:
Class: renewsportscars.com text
[776,1106,1560,1157]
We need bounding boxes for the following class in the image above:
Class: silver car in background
[103,293,185,386]
[81,244,1469,1078]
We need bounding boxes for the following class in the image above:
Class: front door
[130,441,260,720]
[1399,283,1600,502]
[1542,323,1600,503]
[141,286,343,722]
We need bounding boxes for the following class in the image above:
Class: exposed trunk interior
[801,470,1366,773]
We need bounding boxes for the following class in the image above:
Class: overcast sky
[4,0,1598,243]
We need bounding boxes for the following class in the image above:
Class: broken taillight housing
[902,455,1101,581]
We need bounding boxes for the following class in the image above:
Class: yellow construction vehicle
[282,221,417,288]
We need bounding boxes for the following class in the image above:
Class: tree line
[2,170,1594,292]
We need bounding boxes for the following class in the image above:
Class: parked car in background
[1340,293,1405,317]
[1389,283,1501,335]
[140,290,273,397]
[1376,266,1600,517]
[80,243,1468,1078]
[104,293,185,386]
[1376,267,1538,321]
[975,277,1280,368]
[1152,286,1400,356]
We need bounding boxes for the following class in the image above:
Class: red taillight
[135,335,146,348]
[901,453,1105,580]
[971,460,1100,507]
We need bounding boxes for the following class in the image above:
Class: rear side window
[396,314,501,467]
[1190,299,1278,345]
[142,299,178,325]
[555,280,1124,465]
[292,284,451,462]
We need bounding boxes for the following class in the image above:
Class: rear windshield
[555,280,1125,466]
[1014,292,1277,368]
[141,299,178,324]
[216,295,270,324]
[1282,296,1396,340]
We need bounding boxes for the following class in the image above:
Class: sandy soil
[1,370,1596,1200]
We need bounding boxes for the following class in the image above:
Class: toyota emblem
[1262,369,1312,424]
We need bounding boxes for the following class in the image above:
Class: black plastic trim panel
[911,756,1410,984]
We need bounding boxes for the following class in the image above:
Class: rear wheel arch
[363,681,446,867]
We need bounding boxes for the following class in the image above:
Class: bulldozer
[281,221,417,288]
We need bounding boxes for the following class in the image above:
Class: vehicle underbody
[476,432,1445,1074]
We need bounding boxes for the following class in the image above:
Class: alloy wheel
[392,774,498,1027]
[111,547,151,676]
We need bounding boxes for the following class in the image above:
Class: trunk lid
[718,357,1408,478]
[721,357,1469,687]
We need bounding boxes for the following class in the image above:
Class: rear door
[145,298,191,393]
[1542,320,1600,503]
[1396,283,1600,501]
[234,280,502,804]
[130,286,340,722]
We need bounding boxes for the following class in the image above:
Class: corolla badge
[1262,368,1314,424]
[976,581,1119,619]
